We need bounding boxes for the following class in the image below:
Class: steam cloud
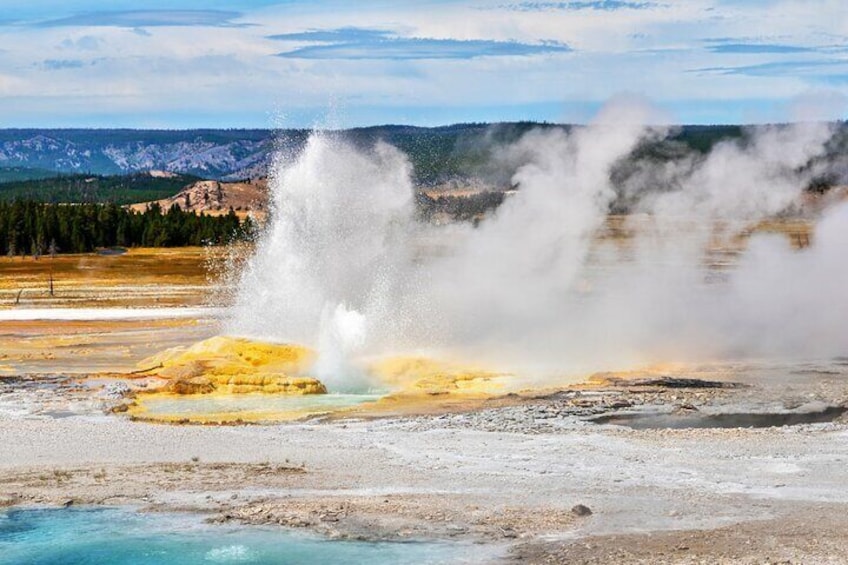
[227,98,848,386]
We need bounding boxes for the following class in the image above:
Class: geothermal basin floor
[2,371,848,564]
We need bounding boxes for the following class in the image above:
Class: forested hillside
[0,173,200,204]
[0,123,843,213]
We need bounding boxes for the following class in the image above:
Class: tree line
[0,173,200,204]
[0,200,256,256]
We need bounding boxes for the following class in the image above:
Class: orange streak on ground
[0,247,232,308]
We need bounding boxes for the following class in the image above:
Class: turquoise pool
[0,506,485,564]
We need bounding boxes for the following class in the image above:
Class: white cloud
[0,0,845,126]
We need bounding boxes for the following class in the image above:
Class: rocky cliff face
[128,178,269,218]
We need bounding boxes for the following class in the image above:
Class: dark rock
[571,504,592,516]
[629,377,738,389]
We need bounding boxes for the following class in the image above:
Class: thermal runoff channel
[227,99,848,390]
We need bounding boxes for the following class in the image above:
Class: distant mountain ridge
[1,123,844,188]
[0,125,517,183]
[0,129,290,182]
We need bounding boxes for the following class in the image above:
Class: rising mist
[227,99,848,386]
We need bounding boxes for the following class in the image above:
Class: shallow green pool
[137,393,383,422]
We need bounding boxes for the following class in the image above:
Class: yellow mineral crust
[137,336,326,395]
[369,356,511,396]
[141,335,313,372]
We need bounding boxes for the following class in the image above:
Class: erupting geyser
[227,133,418,390]
[227,99,848,391]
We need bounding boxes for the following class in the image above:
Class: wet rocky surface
[592,404,848,429]
[0,374,124,419]
[380,372,848,435]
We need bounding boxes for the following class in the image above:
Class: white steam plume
[412,99,668,367]
[228,100,847,387]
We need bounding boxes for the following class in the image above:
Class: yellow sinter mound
[127,337,528,424]
[139,336,326,395]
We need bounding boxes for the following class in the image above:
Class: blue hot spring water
[0,507,485,564]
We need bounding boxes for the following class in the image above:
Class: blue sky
[0,0,845,127]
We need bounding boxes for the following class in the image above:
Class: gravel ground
[2,390,848,564]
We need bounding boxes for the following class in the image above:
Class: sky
[0,0,846,128]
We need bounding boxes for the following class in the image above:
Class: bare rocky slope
[129,177,269,218]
